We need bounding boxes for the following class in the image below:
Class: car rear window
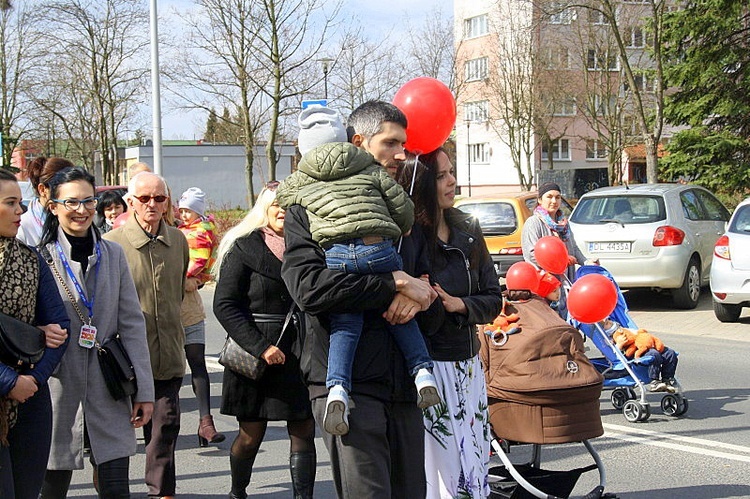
[729,205,750,234]
[456,202,518,235]
[571,195,666,224]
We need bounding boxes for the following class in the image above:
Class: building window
[464,14,489,39]
[624,73,656,93]
[591,94,617,116]
[551,97,577,116]
[464,100,489,122]
[625,26,645,48]
[541,139,570,160]
[547,2,577,24]
[587,49,619,71]
[469,143,491,164]
[588,9,607,25]
[465,57,489,81]
[544,46,570,69]
[586,139,608,159]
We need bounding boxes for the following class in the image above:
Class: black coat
[282,205,432,403]
[213,230,311,421]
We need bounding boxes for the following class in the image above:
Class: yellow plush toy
[612,327,665,359]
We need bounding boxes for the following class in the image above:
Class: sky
[156,0,453,139]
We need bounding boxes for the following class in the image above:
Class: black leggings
[41,456,130,499]
[185,342,211,417]
[232,418,316,459]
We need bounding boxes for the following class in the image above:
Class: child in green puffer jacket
[277,105,440,436]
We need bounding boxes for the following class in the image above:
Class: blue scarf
[534,205,570,241]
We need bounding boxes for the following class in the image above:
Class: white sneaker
[415,368,441,409]
[323,385,350,435]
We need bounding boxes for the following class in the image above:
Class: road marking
[206,356,222,372]
[604,423,750,463]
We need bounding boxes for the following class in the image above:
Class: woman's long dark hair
[398,151,440,264]
[399,148,482,270]
[39,167,99,247]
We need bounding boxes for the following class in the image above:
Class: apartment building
[454,0,676,198]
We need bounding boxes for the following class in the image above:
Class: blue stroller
[574,266,688,423]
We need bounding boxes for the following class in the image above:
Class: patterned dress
[423,357,490,498]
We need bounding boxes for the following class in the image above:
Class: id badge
[79,324,97,349]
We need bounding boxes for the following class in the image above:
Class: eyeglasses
[51,197,99,211]
[133,194,168,204]
[265,181,280,191]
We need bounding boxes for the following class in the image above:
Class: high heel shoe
[198,414,226,447]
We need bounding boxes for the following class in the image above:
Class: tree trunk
[645,135,658,183]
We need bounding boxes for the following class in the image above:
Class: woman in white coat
[36,167,155,499]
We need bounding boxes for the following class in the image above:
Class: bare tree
[574,0,669,183]
[405,6,457,92]
[34,0,149,182]
[479,0,539,190]
[0,3,42,169]
[247,0,341,179]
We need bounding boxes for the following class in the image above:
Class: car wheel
[713,301,742,323]
[673,257,701,309]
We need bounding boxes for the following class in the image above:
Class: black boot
[229,452,255,499]
[290,451,316,499]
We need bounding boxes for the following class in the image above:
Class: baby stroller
[575,265,688,423]
[480,296,613,499]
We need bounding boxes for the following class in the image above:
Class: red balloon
[112,211,129,229]
[392,77,456,154]
[568,274,618,323]
[534,236,569,274]
[505,262,541,293]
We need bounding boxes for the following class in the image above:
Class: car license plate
[588,242,632,253]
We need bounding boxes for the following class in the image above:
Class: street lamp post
[318,57,333,101]
[465,119,472,197]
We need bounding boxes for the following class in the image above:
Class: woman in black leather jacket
[399,149,502,499]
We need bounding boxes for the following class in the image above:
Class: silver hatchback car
[709,197,750,322]
[569,184,729,309]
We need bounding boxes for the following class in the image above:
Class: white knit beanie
[179,187,206,217]
[297,105,348,155]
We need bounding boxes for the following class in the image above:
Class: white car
[710,197,750,322]
[570,184,729,309]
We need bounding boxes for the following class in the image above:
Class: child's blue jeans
[325,238,433,391]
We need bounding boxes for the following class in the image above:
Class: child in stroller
[575,265,688,422]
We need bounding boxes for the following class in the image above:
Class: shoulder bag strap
[274,303,297,346]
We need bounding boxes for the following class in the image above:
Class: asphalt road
[65,286,749,498]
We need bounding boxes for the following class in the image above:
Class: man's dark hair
[347,100,407,141]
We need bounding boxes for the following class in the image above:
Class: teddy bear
[612,327,665,359]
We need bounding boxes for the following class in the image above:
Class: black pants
[0,383,52,499]
[144,377,182,497]
[41,456,130,499]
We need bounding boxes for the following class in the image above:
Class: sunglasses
[133,194,168,204]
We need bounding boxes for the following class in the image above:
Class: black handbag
[218,305,297,380]
[97,334,137,401]
[0,311,45,369]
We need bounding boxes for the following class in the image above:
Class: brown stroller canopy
[480,297,604,444]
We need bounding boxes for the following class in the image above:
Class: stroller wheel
[611,387,636,410]
[662,394,689,417]
[623,400,650,422]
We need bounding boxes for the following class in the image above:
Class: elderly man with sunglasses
[104,172,189,499]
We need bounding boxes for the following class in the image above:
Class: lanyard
[55,240,101,321]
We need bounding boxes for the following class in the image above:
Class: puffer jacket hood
[297,142,375,181]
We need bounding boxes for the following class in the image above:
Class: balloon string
[397,153,421,255]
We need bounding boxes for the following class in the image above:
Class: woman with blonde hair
[213,183,315,499]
